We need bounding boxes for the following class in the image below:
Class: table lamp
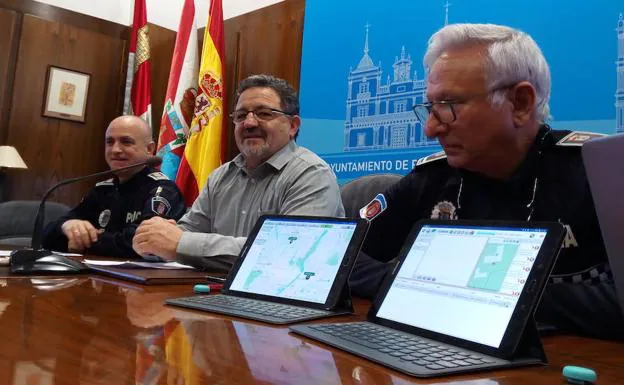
[0,145,28,201]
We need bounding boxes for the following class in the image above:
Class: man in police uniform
[350,23,623,340]
[42,115,186,258]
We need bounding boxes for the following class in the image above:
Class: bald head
[107,115,152,141]
[104,115,155,182]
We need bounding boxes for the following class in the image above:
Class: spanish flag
[175,0,227,206]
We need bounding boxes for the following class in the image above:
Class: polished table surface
[0,273,622,385]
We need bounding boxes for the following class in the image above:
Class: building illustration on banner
[344,1,449,151]
[344,25,435,151]
[345,11,624,151]
[617,13,623,133]
[298,2,623,183]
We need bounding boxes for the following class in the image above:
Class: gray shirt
[175,141,345,271]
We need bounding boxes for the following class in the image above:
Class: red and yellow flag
[123,0,152,128]
[175,0,227,206]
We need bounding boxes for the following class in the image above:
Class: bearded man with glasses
[350,23,623,340]
[133,74,344,271]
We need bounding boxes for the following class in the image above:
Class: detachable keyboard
[166,294,345,325]
[290,322,506,377]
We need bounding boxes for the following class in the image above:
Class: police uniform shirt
[362,126,609,279]
[42,167,186,258]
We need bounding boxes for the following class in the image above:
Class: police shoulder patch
[556,131,607,147]
[151,196,172,216]
[147,171,169,181]
[415,151,447,167]
[95,178,114,187]
[359,193,388,221]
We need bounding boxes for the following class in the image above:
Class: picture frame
[42,65,91,123]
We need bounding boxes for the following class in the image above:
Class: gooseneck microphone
[10,156,162,268]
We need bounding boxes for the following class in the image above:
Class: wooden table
[0,274,622,384]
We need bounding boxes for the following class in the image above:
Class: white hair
[423,23,551,122]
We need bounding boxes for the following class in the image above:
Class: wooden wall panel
[0,8,21,144]
[0,0,132,206]
[0,0,307,205]
[223,0,306,160]
[5,15,125,205]
[224,0,305,92]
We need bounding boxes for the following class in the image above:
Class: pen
[205,275,227,283]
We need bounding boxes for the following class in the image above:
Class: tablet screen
[229,218,358,304]
[376,225,548,348]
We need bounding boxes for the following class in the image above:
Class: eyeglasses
[230,107,292,123]
[412,101,459,125]
[412,83,517,125]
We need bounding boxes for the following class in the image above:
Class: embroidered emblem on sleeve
[151,187,171,215]
[151,197,171,215]
[359,193,387,221]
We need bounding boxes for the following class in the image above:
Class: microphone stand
[10,158,161,266]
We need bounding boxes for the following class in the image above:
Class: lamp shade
[0,146,28,169]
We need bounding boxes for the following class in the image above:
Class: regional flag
[123,0,152,128]
[156,0,199,180]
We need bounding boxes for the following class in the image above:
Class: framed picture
[42,65,91,123]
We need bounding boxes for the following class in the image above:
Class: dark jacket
[350,126,623,340]
[362,126,606,275]
[42,167,186,258]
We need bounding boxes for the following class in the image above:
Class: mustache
[241,128,266,139]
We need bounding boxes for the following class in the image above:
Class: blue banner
[298,0,623,184]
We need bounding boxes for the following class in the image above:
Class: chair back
[0,200,71,246]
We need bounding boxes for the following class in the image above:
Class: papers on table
[0,250,82,257]
[0,251,10,266]
[52,251,83,257]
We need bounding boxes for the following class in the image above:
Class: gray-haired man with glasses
[350,23,622,340]
[412,83,516,126]
[133,74,344,271]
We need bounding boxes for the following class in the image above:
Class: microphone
[10,156,162,268]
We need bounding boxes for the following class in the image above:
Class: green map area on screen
[468,242,518,291]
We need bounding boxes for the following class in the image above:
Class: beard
[240,139,271,162]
